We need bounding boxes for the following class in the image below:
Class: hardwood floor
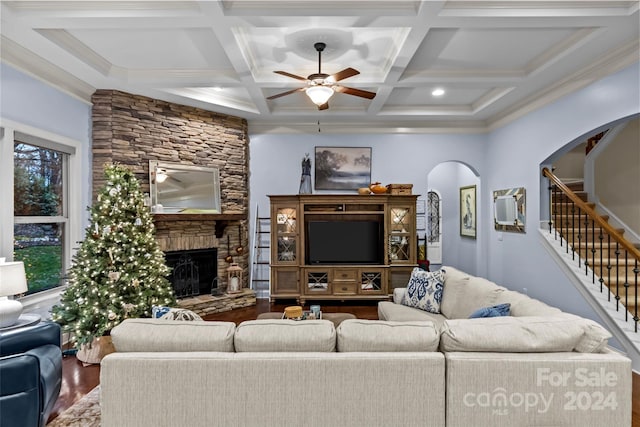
[48,300,640,425]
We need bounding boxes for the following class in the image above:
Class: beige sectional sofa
[101,318,445,427]
[100,266,632,427]
[379,266,632,427]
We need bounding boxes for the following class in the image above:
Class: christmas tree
[52,163,175,347]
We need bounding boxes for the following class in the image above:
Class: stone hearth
[176,289,256,317]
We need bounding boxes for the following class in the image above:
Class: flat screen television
[306,220,383,264]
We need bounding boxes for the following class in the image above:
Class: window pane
[14,142,64,216]
[14,223,64,294]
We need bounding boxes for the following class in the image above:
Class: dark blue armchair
[0,321,62,427]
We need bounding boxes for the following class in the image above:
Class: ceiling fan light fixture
[306,85,334,106]
[155,168,168,183]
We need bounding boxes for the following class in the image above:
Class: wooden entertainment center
[269,194,418,304]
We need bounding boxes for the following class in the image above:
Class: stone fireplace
[91,89,255,315]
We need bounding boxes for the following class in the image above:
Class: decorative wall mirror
[493,187,526,233]
[149,160,221,214]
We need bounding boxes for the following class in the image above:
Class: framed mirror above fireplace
[149,160,222,214]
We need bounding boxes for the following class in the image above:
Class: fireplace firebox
[164,248,218,298]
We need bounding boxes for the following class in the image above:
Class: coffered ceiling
[1,1,638,133]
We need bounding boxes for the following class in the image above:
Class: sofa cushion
[468,303,511,318]
[554,313,612,353]
[494,290,562,317]
[336,319,439,352]
[234,320,336,352]
[401,268,444,313]
[111,318,235,352]
[440,267,507,319]
[440,316,609,353]
[378,301,447,330]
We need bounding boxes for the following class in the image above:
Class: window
[427,191,441,243]
[14,141,68,294]
[426,190,443,265]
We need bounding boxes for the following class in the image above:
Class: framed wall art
[460,185,476,238]
[314,146,371,190]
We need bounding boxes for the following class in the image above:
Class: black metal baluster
[547,184,558,239]
[576,210,582,268]
[607,234,612,302]
[623,251,629,321]
[589,218,595,281]
[633,259,639,333]
[599,231,606,293]
[615,242,620,311]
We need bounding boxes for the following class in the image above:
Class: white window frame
[0,119,85,313]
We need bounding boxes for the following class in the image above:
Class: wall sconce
[0,261,28,328]
[226,263,243,294]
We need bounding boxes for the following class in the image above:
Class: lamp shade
[306,85,334,106]
[0,261,28,297]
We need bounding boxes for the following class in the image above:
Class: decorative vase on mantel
[76,335,116,366]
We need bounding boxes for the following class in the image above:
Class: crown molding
[1,36,94,103]
[488,39,640,131]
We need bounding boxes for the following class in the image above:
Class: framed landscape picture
[460,185,476,238]
[314,147,371,190]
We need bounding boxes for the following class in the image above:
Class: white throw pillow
[402,268,444,314]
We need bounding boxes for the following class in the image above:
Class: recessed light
[432,88,445,97]
[213,87,224,92]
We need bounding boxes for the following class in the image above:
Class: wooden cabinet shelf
[269,194,417,304]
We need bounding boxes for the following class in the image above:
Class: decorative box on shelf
[386,184,413,195]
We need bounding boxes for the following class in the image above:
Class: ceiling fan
[267,42,376,110]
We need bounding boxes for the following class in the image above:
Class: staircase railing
[542,167,640,332]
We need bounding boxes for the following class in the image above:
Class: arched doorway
[426,161,480,274]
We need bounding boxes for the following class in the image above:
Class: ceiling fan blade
[330,67,360,82]
[318,102,329,110]
[266,87,305,100]
[274,70,308,81]
[335,85,376,99]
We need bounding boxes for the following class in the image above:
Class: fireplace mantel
[153,213,246,238]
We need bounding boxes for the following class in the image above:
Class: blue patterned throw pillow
[468,303,511,319]
[152,305,203,321]
[402,268,445,313]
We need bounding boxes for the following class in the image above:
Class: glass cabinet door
[304,269,331,295]
[360,270,385,294]
[388,206,413,263]
[275,206,297,263]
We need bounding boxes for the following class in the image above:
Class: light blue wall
[484,62,640,320]
[1,63,91,144]
[249,132,486,213]
[249,131,487,273]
